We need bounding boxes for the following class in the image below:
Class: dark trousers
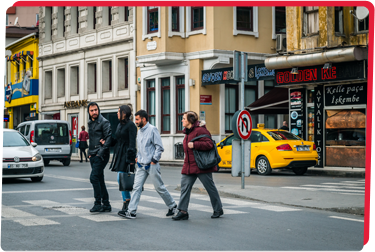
[80,148,87,161]
[89,155,110,206]
[178,173,222,212]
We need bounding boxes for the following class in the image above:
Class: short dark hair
[183,111,198,124]
[89,104,98,110]
[135,110,149,121]
[81,125,85,131]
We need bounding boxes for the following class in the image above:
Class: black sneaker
[118,201,129,217]
[100,204,112,212]
[124,211,136,219]
[89,204,102,214]
[211,209,224,218]
[172,211,189,220]
[166,204,177,216]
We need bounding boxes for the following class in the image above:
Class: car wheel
[31,176,43,182]
[292,167,308,175]
[62,158,71,166]
[43,159,50,166]
[256,156,272,175]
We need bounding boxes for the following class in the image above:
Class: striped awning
[6,51,33,61]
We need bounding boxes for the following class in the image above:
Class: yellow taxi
[216,124,318,175]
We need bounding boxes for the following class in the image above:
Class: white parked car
[2,129,44,182]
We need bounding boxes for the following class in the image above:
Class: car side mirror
[31,142,37,147]
[219,142,224,149]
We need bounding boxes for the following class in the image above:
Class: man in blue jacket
[124,110,177,219]
[87,102,112,214]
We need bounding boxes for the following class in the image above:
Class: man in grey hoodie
[124,110,177,219]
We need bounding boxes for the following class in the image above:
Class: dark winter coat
[109,120,137,173]
[182,120,217,174]
[87,102,112,158]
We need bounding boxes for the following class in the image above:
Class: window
[109,61,112,90]
[148,7,158,33]
[0,15,9,26]
[268,131,301,140]
[63,7,66,35]
[147,80,156,126]
[161,78,171,134]
[93,7,97,29]
[6,14,8,25]
[355,7,369,32]
[108,7,112,26]
[36,14,39,24]
[77,8,79,33]
[44,71,53,99]
[118,58,128,90]
[70,66,79,96]
[94,64,97,92]
[225,84,238,133]
[245,81,257,108]
[191,7,204,30]
[125,7,129,21]
[335,7,343,34]
[250,131,261,143]
[57,68,65,97]
[275,7,286,34]
[233,7,258,37]
[87,63,97,94]
[264,80,277,129]
[176,76,185,133]
[102,60,112,92]
[224,135,235,146]
[25,125,30,136]
[125,58,128,89]
[172,7,179,31]
[237,7,253,31]
[304,6,319,35]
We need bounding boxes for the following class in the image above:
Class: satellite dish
[14,17,18,25]
[356,7,369,20]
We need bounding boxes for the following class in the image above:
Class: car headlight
[32,154,42,162]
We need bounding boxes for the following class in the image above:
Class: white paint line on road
[339,193,364,196]
[251,205,302,212]
[80,214,127,222]
[137,206,171,218]
[3,187,118,194]
[73,198,95,203]
[23,200,64,207]
[2,206,60,226]
[340,181,366,184]
[321,183,365,186]
[301,185,364,190]
[329,216,364,222]
[282,187,364,193]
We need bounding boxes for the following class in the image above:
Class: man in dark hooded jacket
[87,102,112,213]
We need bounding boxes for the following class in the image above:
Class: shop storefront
[275,60,367,168]
[5,33,39,129]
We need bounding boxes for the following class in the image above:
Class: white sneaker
[125,211,137,219]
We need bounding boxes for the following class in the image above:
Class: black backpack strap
[190,134,212,142]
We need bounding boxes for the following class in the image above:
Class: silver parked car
[2,129,44,182]
[15,120,72,166]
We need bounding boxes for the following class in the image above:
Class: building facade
[136,7,286,161]
[37,6,136,158]
[5,33,40,129]
[265,7,369,168]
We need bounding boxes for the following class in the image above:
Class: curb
[174,186,364,216]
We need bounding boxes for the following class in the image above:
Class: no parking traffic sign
[235,110,252,140]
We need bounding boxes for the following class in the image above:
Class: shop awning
[246,87,289,114]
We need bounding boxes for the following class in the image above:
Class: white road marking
[251,205,302,212]
[80,214,127,222]
[3,187,118,194]
[2,206,60,226]
[339,193,365,196]
[321,182,365,186]
[282,187,364,193]
[329,216,364,222]
[301,185,365,190]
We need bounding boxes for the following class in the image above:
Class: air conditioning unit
[276,34,287,52]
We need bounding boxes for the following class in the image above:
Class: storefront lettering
[321,67,337,80]
[255,66,275,80]
[331,95,360,105]
[64,100,88,108]
[276,69,317,84]
[314,87,324,167]
[202,71,223,83]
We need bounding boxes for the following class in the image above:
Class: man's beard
[91,114,98,119]
[137,121,144,128]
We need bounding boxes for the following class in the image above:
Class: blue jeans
[117,171,131,201]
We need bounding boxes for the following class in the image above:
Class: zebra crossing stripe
[329,216,364,222]
[2,206,60,226]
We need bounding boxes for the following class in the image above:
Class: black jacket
[279,126,289,131]
[109,120,137,172]
[87,102,112,158]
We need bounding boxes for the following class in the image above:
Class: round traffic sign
[236,110,252,140]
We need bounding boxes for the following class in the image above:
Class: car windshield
[35,123,69,145]
[267,131,302,140]
[3,131,30,147]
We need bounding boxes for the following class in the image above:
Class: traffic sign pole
[241,52,246,189]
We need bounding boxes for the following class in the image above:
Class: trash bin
[174,142,184,159]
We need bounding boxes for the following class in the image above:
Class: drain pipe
[265,47,367,70]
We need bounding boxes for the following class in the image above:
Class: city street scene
[2,4,371,251]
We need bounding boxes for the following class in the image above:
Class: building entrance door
[68,114,79,155]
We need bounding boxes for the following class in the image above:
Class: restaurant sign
[202,64,275,86]
[325,83,367,106]
[276,61,365,85]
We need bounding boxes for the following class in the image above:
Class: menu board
[289,88,305,139]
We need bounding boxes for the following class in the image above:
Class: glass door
[68,114,79,154]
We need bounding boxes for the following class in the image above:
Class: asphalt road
[1,161,365,251]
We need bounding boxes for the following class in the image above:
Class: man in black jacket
[87,102,112,214]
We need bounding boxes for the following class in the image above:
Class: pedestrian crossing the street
[281,179,365,195]
[2,189,301,227]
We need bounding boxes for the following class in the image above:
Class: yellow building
[136,7,285,161]
[265,6,369,168]
[5,33,39,129]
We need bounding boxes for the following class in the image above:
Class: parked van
[15,120,72,166]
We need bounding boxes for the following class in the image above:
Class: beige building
[6,7,39,27]
[136,7,286,161]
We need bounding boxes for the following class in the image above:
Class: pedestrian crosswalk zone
[2,188,301,227]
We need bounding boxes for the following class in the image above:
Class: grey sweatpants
[128,163,176,214]
[177,173,223,212]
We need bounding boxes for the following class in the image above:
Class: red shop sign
[200,95,212,105]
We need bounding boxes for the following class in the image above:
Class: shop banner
[314,85,324,168]
[325,83,367,106]
[276,61,365,85]
[202,64,275,86]
[290,88,305,139]
[0,58,7,110]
